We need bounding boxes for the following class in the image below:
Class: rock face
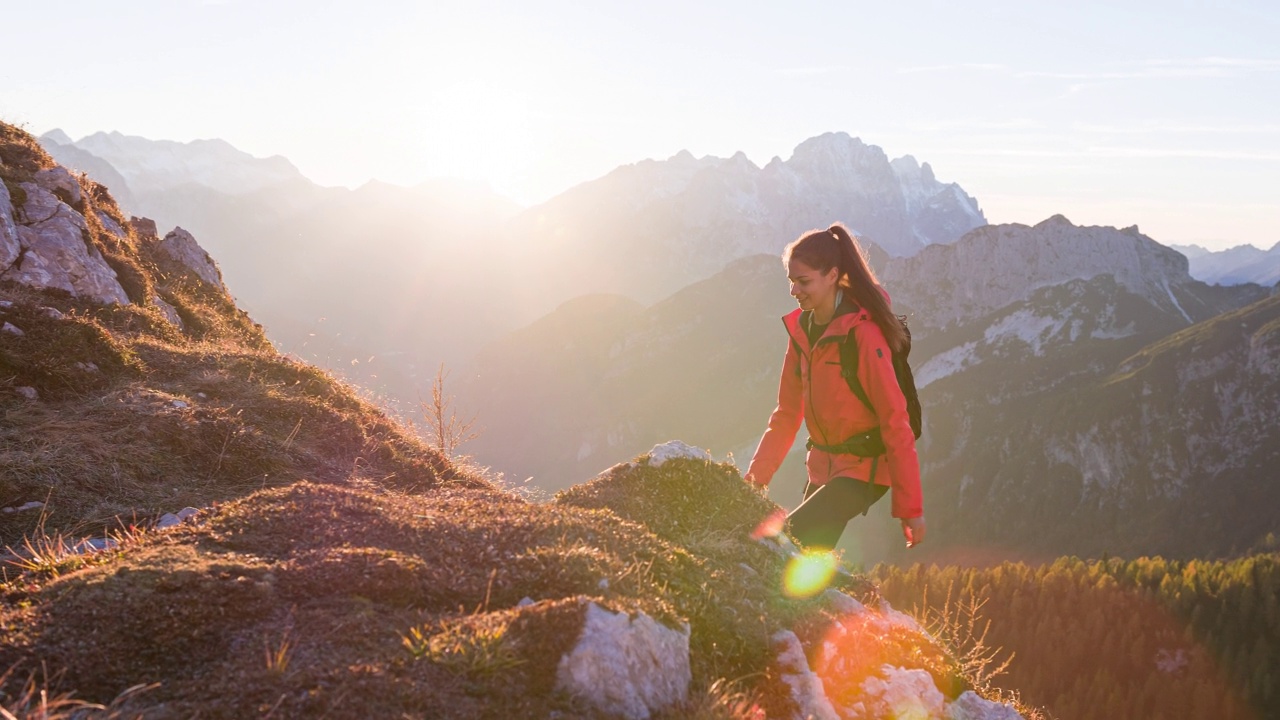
[155,227,225,290]
[0,175,130,305]
[883,215,1203,330]
[0,181,19,270]
[849,665,946,719]
[947,690,1025,720]
[773,630,840,720]
[554,603,691,719]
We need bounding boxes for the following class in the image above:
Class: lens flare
[783,550,838,598]
[751,509,788,540]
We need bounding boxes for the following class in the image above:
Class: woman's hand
[901,516,926,548]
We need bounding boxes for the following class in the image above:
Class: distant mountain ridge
[1171,241,1280,287]
[884,215,1226,331]
[500,132,986,315]
[41,129,306,195]
[36,129,524,399]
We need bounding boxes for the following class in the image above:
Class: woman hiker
[744,223,926,552]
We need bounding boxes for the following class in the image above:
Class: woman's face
[786,259,839,314]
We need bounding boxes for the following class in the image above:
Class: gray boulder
[152,294,184,327]
[8,183,129,305]
[155,226,225,290]
[555,602,691,719]
[0,181,19,270]
[34,166,82,207]
[946,690,1024,720]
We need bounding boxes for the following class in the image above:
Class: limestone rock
[34,166,82,207]
[95,210,127,239]
[15,387,38,401]
[946,690,1024,720]
[0,181,19,270]
[772,630,839,720]
[647,440,712,467]
[845,665,945,720]
[2,322,23,336]
[555,602,691,719]
[155,227,225,290]
[7,183,130,305]
[129,216,158,240]
[152,294,183,327]
[15,182,60,225]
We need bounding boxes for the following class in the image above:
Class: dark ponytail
[783,222,907,352]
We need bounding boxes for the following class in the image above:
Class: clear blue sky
[3,0,1277,250]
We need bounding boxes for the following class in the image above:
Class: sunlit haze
[3,0,1278,250]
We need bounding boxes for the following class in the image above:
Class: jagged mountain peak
[38,128,73,145]
[788,131,887,169]
[890,154,937,185]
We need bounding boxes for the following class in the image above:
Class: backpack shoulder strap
[838,331,875,414]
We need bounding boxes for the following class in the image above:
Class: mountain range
[32,128,1280,566]
[459,215,1277,565]
[1171,241,1280,286]
[38,129,987,407]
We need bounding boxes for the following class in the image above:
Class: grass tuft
[0,664,155,719]
[404,617,525,676]
[914,581,1015,697]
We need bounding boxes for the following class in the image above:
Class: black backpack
[838,314,923,439]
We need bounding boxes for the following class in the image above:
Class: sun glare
[783,550,839,599]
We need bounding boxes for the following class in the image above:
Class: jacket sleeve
[855,320,923,519]
[745,339,804,488]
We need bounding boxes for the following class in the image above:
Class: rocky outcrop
[155,226,225,290]
[0,181,19,270]
[884,215,1224,330]
[0,173,129,305]
[1,147,224,317]
[555,603,691,719]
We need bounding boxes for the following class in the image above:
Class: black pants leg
[786,477,888,552]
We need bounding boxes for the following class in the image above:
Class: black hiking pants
[786,477,888,552]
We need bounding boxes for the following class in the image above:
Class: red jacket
[746,297,923,519]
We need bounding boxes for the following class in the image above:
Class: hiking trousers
[786,477,887,552]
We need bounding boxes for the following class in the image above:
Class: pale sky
[3,0,1278,251]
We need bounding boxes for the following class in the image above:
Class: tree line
[873,550,1280,719]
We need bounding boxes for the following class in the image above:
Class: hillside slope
[2,121,1025,719]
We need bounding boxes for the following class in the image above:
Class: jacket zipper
[795,316,841,482]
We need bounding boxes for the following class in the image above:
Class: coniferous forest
[874,550,1280,719]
